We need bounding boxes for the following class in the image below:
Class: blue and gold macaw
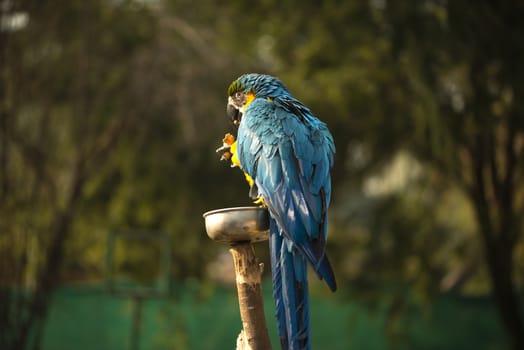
[222,73,336,350]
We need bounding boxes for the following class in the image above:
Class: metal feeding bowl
[203,206,270,243]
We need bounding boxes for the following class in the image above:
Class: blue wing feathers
[269,157,283,189]
[239,97,335,274]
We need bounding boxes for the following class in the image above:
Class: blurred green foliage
[1,0,524,349]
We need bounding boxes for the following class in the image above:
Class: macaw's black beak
[227,103,242,128]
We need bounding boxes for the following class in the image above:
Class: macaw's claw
[253,196,265,206]
[216,144,229,152]
[220,151,233,161]
[216,144,231,159]
[216,133,236,162]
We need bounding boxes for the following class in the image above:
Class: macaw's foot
[253,197,266,206]
[216,133,236,162]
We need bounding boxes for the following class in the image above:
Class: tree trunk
[483,238,524,350]
[470,147,524,350]
[11,165,85,350]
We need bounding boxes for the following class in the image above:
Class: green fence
[41,282,506,350]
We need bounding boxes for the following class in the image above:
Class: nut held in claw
[203,207,270,243]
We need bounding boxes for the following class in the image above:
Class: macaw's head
[226,73,289,126]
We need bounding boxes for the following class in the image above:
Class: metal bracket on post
[203,207,272,350]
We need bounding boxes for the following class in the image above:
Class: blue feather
[232,73,337,350]
[270,219,288,349]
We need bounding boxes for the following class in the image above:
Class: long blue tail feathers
[315,252,337,292]
[270,218,311,350]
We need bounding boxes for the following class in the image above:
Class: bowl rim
[202,206,267,218]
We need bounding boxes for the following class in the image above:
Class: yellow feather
[230,141,240,167]
[240,92,256,113]
[246,92,256,106]
[228,131,265,206]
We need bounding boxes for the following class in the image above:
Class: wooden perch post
[230,242,272,350]
[202,207,272,350]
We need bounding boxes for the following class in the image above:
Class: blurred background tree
[1,0,523,349]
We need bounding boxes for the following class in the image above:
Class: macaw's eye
[230,91,246,109]
[233,92,245,102]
